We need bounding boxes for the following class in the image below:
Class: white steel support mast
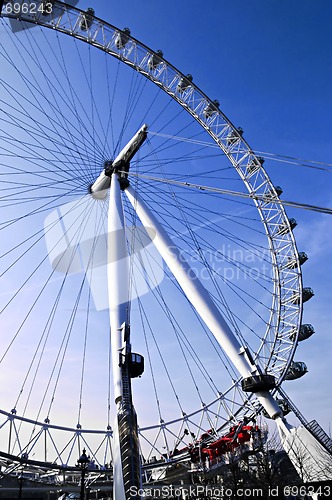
[91,125,148,500]
[108,173,128,500]
[108,173,129,405]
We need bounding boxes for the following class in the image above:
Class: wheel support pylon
[107,174,142,500]
[90,127,148,500]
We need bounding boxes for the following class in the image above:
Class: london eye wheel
[0,1,315,496]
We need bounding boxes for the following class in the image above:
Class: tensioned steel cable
[124,192,238,385]
[146,137,249,352]
[149,131,332,173]
[123,179,275,329]
[0,21,98,183]
[124,192,241,382]
[23,26,93,179]
[127,172,332,215]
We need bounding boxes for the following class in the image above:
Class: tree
[241,428,295,499]
[283,426,332,483]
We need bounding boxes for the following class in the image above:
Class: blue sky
[90,0,332,430]
[0,0,331,464]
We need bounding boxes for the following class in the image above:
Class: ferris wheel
[0,1,329,497]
